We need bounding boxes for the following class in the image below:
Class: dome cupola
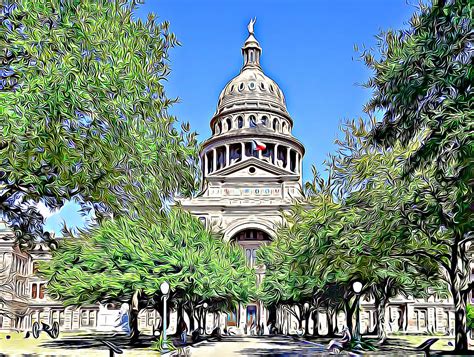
[214,19,288,119]
[201,19,304,184]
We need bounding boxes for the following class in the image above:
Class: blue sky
[44,0,416,235]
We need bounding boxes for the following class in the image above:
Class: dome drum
[211,112,292,136]
[201,138,303,177]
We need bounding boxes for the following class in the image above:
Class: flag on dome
[252,140,266,151]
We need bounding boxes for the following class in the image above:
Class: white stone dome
[217,67,287,113]
[214,24,288,117]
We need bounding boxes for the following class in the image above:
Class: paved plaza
[1,332,452,356]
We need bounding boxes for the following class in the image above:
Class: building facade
[179,20,304,332]
[0,21,466,338]
[0,222,162,333]
[179,21,461,337]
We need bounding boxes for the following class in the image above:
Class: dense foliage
[42,208,255,342]
[258,121,444,341]
[0,0,199,246]
[364,0,473,351]
[259,0,471,351]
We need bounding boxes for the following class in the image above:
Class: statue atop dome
[247,18,256,35]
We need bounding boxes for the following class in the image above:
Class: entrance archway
[227,228,272,334]
[230,229,271,268]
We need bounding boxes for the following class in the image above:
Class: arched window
[250,50,254,62]
[261,116,268,127]
[249,115,257,128]
[217,121,222,134]
[272,118,278,131]
[226,118,232,131]
[39,283,45,299]
[282,121,287,133]
[237,116,243,129]
[32,283,37,299]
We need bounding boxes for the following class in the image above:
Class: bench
[415,338,439,356]
[99,339,123,357]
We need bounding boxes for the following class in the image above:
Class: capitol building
[0,21,464,338]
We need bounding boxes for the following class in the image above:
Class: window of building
[261,116,268,126]
[81,310,90,327]
[199,217,206,227]
[249,116,257,128]
[39,283,45,299]
[237,116,243,129]
[33,262,39,274]
[226,118,232,131]
[32,283,37,299]
[245,248,258,268]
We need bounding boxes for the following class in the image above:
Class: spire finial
[247,18,256,35]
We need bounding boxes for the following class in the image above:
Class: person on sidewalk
[177,318,188,346]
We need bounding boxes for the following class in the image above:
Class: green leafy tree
[363,0,473,350]
[331,120,446,342]
[41,208,254,343]
[0,0,199,246]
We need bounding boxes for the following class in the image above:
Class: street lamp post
[352,281,363,347]
[203,302,208,335]
[160,281,170,352]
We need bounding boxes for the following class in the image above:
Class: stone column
[204,153,208,175]
[295,153,299,173]
[299,153,303,177]
[274,144,279,165]
[241,142,246,159]
[213,148,217,172]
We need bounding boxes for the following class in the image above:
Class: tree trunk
[312,310,319,336]
[327,309,335,337]
[129,291,141,344]
[296,305,303,330]
[128,306,140,344]
[450,237,469,352]
[344,300,354,335]
[304,310,310,335]
[375,297,387,343]
[176,303,183,335]
[452,284,468,352]
[185,306,195,331]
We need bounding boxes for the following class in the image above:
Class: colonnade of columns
[204,141,302,175]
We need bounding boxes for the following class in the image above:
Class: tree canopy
[42,208,255,341]
[0,0,199,246]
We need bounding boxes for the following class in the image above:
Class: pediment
[209,157,293,178]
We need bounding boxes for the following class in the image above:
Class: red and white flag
[252,140,266,151]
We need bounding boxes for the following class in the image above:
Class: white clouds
[36,200,59,219]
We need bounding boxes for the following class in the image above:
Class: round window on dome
[238,83,245,91]
[260,82,265,90]
[230,85,235,93]
[269,85,274,93]
[248,81,256,90]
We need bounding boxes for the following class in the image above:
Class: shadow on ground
[39,332,159,351]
